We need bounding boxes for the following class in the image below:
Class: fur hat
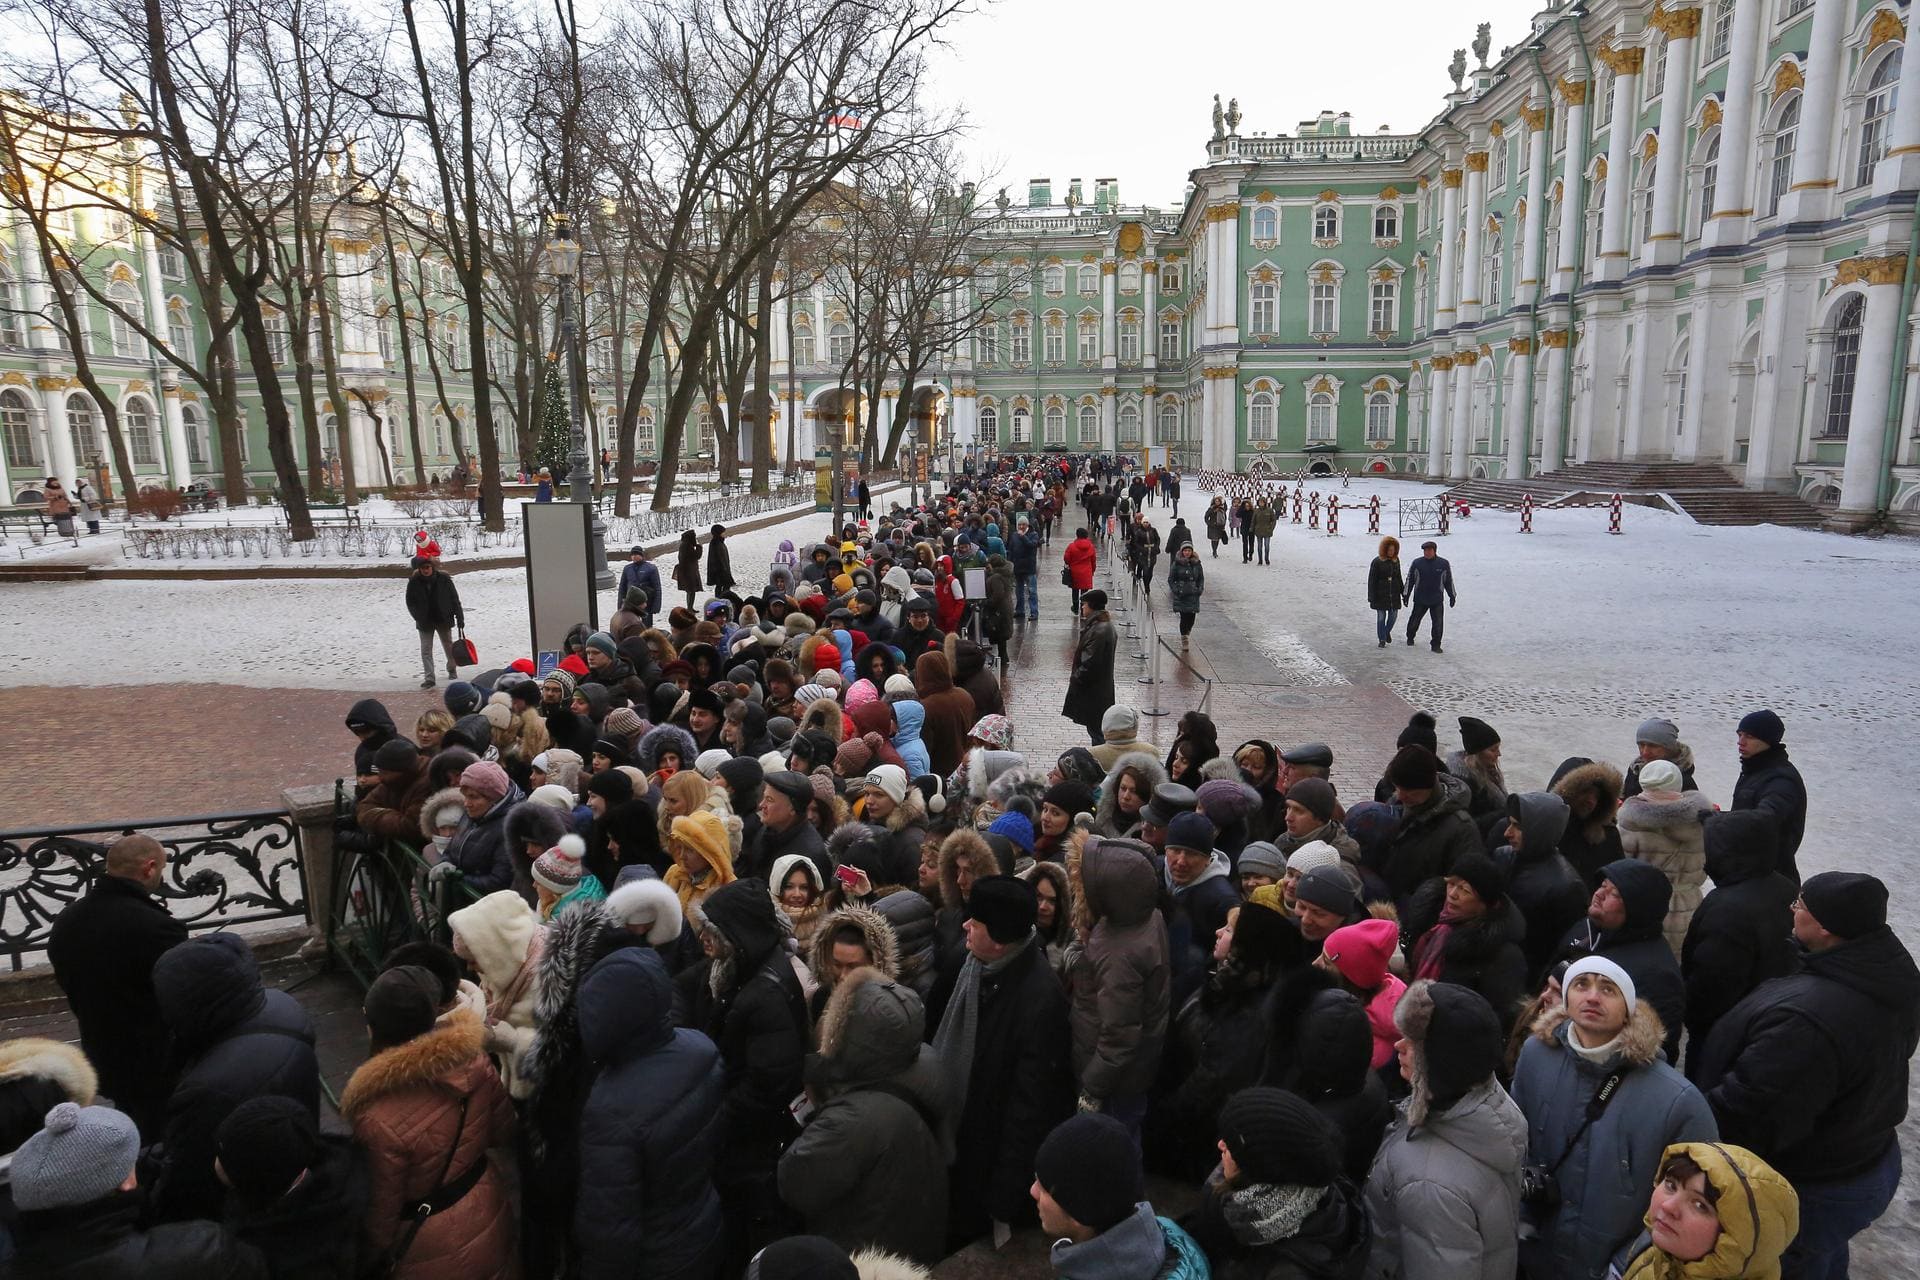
[1394,980,1503,1126]
[604,877,685,946]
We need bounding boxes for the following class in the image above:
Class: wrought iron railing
[0,811,310,972]
[325,780,485,990]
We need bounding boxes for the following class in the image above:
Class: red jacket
[1063,537,1097,590]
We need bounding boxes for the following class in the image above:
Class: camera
[1518,1163,1561,1211]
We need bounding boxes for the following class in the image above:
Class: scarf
[932,930,1034,1126]
[1568,1028,1623,1066]
[489,926,545,1025]
[1213,1171,1330,1247]
[1412,906,1467,982]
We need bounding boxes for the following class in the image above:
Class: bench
[280,503,362,530]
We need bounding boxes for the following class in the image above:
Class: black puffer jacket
[1379,773,1481,909]
[1402,877,1530,1038]
[1681,811,1797,1077]
[1160,961,1289,1179]
[873,889,938,999]
[223,1136,368,1280]
[344,699,398,779]
[1496,791,1587,987]
[576,947,726,1280]
[1696,924,1920,1183]
[13,1194,265,1280]
[1730,744,1807,884]
[149,933,320,1224]
[1556,859,1685,1064]
[1265,975,1394,1185]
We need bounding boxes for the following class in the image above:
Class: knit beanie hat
[963,874,1037,943]
[372,737,420,773]
[794,683,832,706]
[670,811,730,871]
[1033,1113,1143,1233]
[1285,776,1338,823]
[604,706,645,741]
[1293,864,1359,917]
[529,783,576,812]
[1449,849,1508,906]
[810,642,842,676]
[1284,840,1343,879]
[1043,780,1096,820]
[443,681,482,716]
[1195,778,1260,824]
[1458,716,1500,754]
[11,1102,139,1210]
[1799,871,1889,940]
[586,769,635,806]
[1635,717,1681,750]
[1322,917,1400,990]
[541,669,576,701]
[1219,1087,1341,1187]
[215,1095,317,1203]
[459,760,510,804]
[1236,841,1287,880]
[986,810,1035,855]
[749,1236,860,1280]
[1737,708,1785,746]
[585,631,618,659]
[1637,759,1685,792]
[810,770,839,810]
[481,702,514,733]
[533,834,590,895]
[1396,710,1439,754]
[1101,703,1140,742]
[364,965,440,1049]
[968,713,1015,749]
[716,756,765,802]
[695,748,732,779]
[1562,955,1637,1014]
[1056,747,1105,788]
[836,735,877,776]
[863,764,909,805]
[1165,810,1217,854]
[1385,744,1439,791]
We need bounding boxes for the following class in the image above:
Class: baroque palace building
[5,0,1920,528]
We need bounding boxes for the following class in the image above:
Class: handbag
[1060,565,1073,587]
[451,628,478,666]
[378,1094,475,1276]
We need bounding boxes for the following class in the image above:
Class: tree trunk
[751,249,775,495]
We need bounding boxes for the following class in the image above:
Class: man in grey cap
[1278,742,1334,792]
[1137,783,1198,854]
[1622,716,1696,798]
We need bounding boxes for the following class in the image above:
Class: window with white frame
[1118,401,1141,444]
[1307,390,1336,441]
[1857,51,1901,189]
[1157,400,1179,442]
[1648,39,1668,102]
[1604,71,1616,121]
[1078,403,1099,443]
[1783,0,1810,15]
[0,390,33,468]
[0,262,22,348]
[1370,278,1399,334]
[1374,204,1399,242]
[66,394,97,461]
[976,323,998,365]
[1310,280,1339,335]
[1159,262,1180,292]
[1011,264,1031,296]
[1671,343,1690,434]
[1247,390,1276,440]
[1473,365,1494,442]
[978,404,998,442]
[1118,261,1140,293]
[1043,312,1065,363]
[1767,96,1799,217]
[1638,159,1657,242]
[1696,133,1721,233]
[1546,198,1562,277]
[432,416,447,458]
[182,404,204,465]
[1708,0,1734,62]
[697,405,715,456]
[1252,206,1278,242]
[125,396,157,465]
[1160,318,1181,362]
[1078,316,1099,363]
[1313,203,1340,241]
[167,298,192,355]
[158,243,184,278]
[1367,391,1394,441]
[1491,140,1508,190]
[1010,316,1031,364]
[108,282,141,358]
[1078,264,1098,295]
[1484,232,1503,304]
[1249,281,1277,334]
[264,310,289,363]
[793,317,815,366]
[637,411,657,456]
[828,321,852,363]
[1822,294,1865,438]
[1414,263,1428,334]
[1044,404,1065,444]
[1042,264,1065,296]
[1118,314,1140,361]
[1011,406,1030,442]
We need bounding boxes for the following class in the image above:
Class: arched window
[1367,391,1394,441]
[1118,261,1140,293]
[167,297,192,355]
[1822,294,1866,438]
[1484,232,1503,306]
[1119,402,1142,444]
[1248,391,1276,440]
[1638,159,1657,243]
[1313,203,1340,241]
[1697,133,1721,233]
[0,260,23,348]
[1044,404,1065,444]
[1491,140,1508,190]
[1307,392,1335,441]
[108,282,141,358]
[1042,263,1065,296]
[1252,206,1278,242]
[1373,204,1399,242]
[1708,0,1734,62]
[1010,315,1032,364]
[1043,312,1065,363]
[1159,262,1180,292]
[637,410,657,455]
[1010,406,1031,443]
[1077,264,1098,295]
[696,405,715,455]
[264,310,289,363]
[1413,262,1428,334]
[792,316,814,366]
[1370,278,1399,334]
[125,395,157,465]
[1156,400,1178,443]
[1118,313,1141,362]
[181,403,204,465]
[1767,96,1799,218]
[1858,50,1901,188]
[1078,403,1099,443]
[1249,281,1277,334]
[827,321,851,364]
[977,404,998,443]
[0,390,34,468]
[1310,280,1339,335]
[66,393,97,462]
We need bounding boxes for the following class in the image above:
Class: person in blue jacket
[1402,539,1457,653]
[617,545,663,628]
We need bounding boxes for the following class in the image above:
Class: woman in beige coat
[1615,759,1715,956]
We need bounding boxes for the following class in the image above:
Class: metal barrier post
[1609,493,1623,534]
[1327,496,1340,536]
[1308,491,1321,530]
[1521,493,1534,533]
[1368,494,1381,534]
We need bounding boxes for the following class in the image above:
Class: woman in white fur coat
[1614,759,1715,956]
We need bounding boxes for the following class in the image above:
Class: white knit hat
[1284,840,1344,878]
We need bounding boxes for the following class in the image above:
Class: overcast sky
[927,0,1548,209]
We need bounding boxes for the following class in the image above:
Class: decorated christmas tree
[535,357,572,481]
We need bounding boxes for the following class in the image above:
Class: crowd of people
[15,452,1917,1280]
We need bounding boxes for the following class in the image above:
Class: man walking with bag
[406,555,466,688]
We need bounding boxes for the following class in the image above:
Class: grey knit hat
[12,1102,139,1210]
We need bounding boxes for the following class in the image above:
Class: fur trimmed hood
[1616,789,1714,834]
[1093,750,1166,835]
[1551,759,1623,843]
[340,1013,488,1118]
[447,889,542,988]
[603,876,685,946]
[0,1037,96,1107]
[809,905,901,987]
[1528,999,1667,1069]
[1019,858,1075,944]
[812,968,947,1124]
[937,827,1001,910]
[852,1248,934,1279]
[419,785,467,840]
[878,783,928,834]
[638,723,698,774]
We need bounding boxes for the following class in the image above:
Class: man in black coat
[1694,873,1920,1279]
[148,932,320,1223]
[1495,790,1587,986]
[1680,810,1797,1079]
[215,1096,369,1280]
[1729,708,1807,884]
[404,555,465,689]
[930,876,1073,1250]
[1061,591,1116,746]
[47,835,188,1140]
[1555,858,1684,1063]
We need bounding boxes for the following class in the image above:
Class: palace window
[1043,313,1065,363]
[1118,315,1141,362]
[1159,262,1180,292]
[1313,203,1340,241]
[1010,264,1031,296]
[1858,51,1901,189]
[1160,319,1181,362]
[1307,391,1336,442]
[1010,316,1031,364]
[1011,407,1030,442]
[1638,160,1657,242]
[1,390,34,468]
[1078,403,1099,444]
[828,321,852,363]
[1485,232,1504,305]
[1118,261,1140,293]
[1310,280,1338,335]
[1077,264,1098,295]
[1252,206,1278,242]
[637,411,657,456]
[792,317,814,366]
[108,283,142,358]
[125,396,157,465]
[1370,278,1399,334]
[0,262,22,348]
[1822,294,1865,439]
[1042,264,1065,296]
[1120,402,1142,444]
[1491,141,1508,191]
[67,394,98,461]
[1157,400,1180,442]
[265,311,289,363]
[1766,96,1799,218]
[1367,391,1394,441]
[1078,316,1099,363]
[1697,134,1721,233]
[167,298,192,355]
[183,404,204,465]
[978,404,998,442]
[1708,0,1734,62]
[1044,404,1065,444]
[1249,281,1277,334]
[1373,204,1399,242]
[1248,391,1276,441]
[975,323,998,364]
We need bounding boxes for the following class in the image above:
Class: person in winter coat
[1204,498,1228,556]
[1249,499,1278,566]
[9,1100,267,1280]
[617,546,663,625]
[1377,747,1481,910]
[1693,873,1920,1279]
[437,761,522,896]
[1317,917,1407,1079]
[148,933,320,1224]
[857,766,930,891]
[1167,543,1204,645]
[1399,540,1455,652]
[1549,757,1625,888]
[1616,760,1714,957]
[808,901,902,1015]
[944,635,1005,719]
[779,969,949,1265]
[1162,812,1243,1011]
[677,877,811,1269]
[930,876,1074,1247]
[982,554,1015,665]
[405,557,466,688]
[1363,980,1527,1280]
[705,524,734,598]
[1261,966,1396,1188]
[1445,716,1506,827]
[1062,528,1097,612]
[1185,1087,1373,1280]
[339,967,517,1280]
[1402,851,1529,1038]
[446,889,544,1099]
[214,1095,370,1280]
[1494,790,1587,986]
[573,947,725,1280]
[1608,1142,1800,1280]
[346,698,401,789]
[1557,859,1686,1064]
[1368,536,1404,648]
[1509,956,1717,1280]
[1620,716,1697,799]
[357,740,438,843]
[889,699,932,777]
[1729,710,1807,885]
[1031,1112,1211,1280]
[1066,837,1170,1126]
[910,649,975,778]
[674,530,704,609]
[1009,516,1043,621]
[1021,857,1076,982]
[1679,811,1796,1077]
[1276,777,1362,867]
[46,834,187,1141]
[1063,590,1117,745]
[1094,752,1166,839]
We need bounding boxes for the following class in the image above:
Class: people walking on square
[1368,536,1404,648]
[1204,498,1227,557]
[1168,542,1204,647]
[1251,496,1276,565]
[405,554,465,689]
[1730,709,1807,886]
[1063,527,1096,614]
[1403,539,1456,653]
[674,529,703,610]
[1063,590,1116,746]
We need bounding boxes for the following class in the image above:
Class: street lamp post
[546,212,612,591]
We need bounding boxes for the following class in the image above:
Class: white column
[1622,305,1659,458]
[1459,146,1488,323]
[769,290,789,368]
[1597,49,1641,280]
[1101,260,1117,360]
[1424,361,1451,475]
[1778,0,1847,224]
[1519,108,1550,303]
[1705,0,1767,244]
[951,394,975,451]
[1215,216,1239,346]
[1100,394,1115,451]
[1837,267,1906,517]
[1436,168,1462,328]
[43,384,76,486]
[1448,351,1475,477]
[1648,16,1696,262]
[1539,333,1569,472]
[1505,339,1533,477]
[1873,26,1920,194]
[1142,258,1158,375]
[1555,81,1590,295]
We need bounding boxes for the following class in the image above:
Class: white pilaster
[1621,302,1660,458]
[1555,83,1590,296]
[1704,0,1766,246]
[1539,334,1569,472]
[1424,362,1451,475]
[1778,0,1848,224]
[1647,21,1695,264]
[1448,351,1475,477]
[1837,272,1906,516]
[43,385,76,486]
[140,234,192,486]
[1436,167,1462,328]
[1597,52,1641,281]
[1101,260,1118,361]
[1676,269,1742,462]
[1141,258,1158,376]
[1519,110,1550,304]
[1745,247,1824,489]
[1505,341,1533,477]
[1460,146,1488,323]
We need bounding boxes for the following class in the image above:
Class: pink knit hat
[459,760,510,804]
[533,834,589,894]
[1321,917,1400,990]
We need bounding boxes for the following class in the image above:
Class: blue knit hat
[986,810,1035,855]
